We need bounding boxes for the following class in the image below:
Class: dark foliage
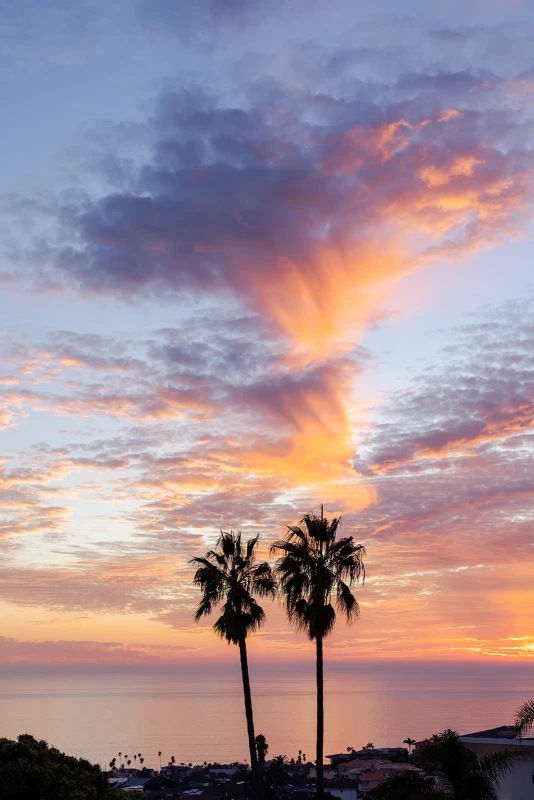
[417,729,520,800]
[0,734,121,800]
[368,770,447,799]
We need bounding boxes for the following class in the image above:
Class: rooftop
[461,726,518,740]
[358,772,386,782]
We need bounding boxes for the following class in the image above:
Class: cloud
[0,636,195,666]
[357,298,534,474]
[137,0,309,43]
[0,552,190,614]
[36,73,531,356]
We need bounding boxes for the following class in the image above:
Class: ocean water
[0,661,532,769]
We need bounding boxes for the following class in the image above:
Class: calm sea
[0,661,532,769]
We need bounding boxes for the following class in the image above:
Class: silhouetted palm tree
[515,700,534,738]
[158,751,162,770]
[418,729,518,800]
[191,531,275,800]
[363,742,374,750]
[271,508,365,800]
[404,737,416,754]
[270,755,290,787]
[256,734,269,787]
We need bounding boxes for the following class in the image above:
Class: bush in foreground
[368,770,448,799]
[0,734,120,800]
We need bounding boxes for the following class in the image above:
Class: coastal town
[108,726,534,799]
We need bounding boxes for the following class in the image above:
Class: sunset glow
[1,0,534,672]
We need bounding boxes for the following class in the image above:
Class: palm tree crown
[271,509,365,639]
[190,531,275,643]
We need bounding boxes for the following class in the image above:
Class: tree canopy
[368,770,447,799]
[0,734,120,800]
[417,729,518,800]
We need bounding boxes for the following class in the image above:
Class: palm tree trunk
[316,634,324,800]
[238,637,262,800]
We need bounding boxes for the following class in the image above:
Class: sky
[1,0,534,669]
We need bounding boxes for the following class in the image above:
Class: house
[110,776,151,791]
[307,766,337,779]
[323,778,359,800]
[326,753,354,768]
[460,725,534,800]
[357,772,387,795]
[337,760,377,776]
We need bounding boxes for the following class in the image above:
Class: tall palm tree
[191,530,276,800]
[271,508,365,800]
[515,700,534,739]
[404,737,416,754]
[158,751,162,770]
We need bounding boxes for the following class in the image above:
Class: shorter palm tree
[256,734,269,786]
[270,755,290,787]
[363,742,375,750]
[404,737,416,754]
[191,531,275,800]
[515,700,534,739]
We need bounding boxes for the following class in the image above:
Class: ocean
[0,661,532,769]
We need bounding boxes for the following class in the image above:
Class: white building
[460,726,534,800]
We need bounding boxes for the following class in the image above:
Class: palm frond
[337,580,359,622]
[478,748,523,783]
[515,700,534,739]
